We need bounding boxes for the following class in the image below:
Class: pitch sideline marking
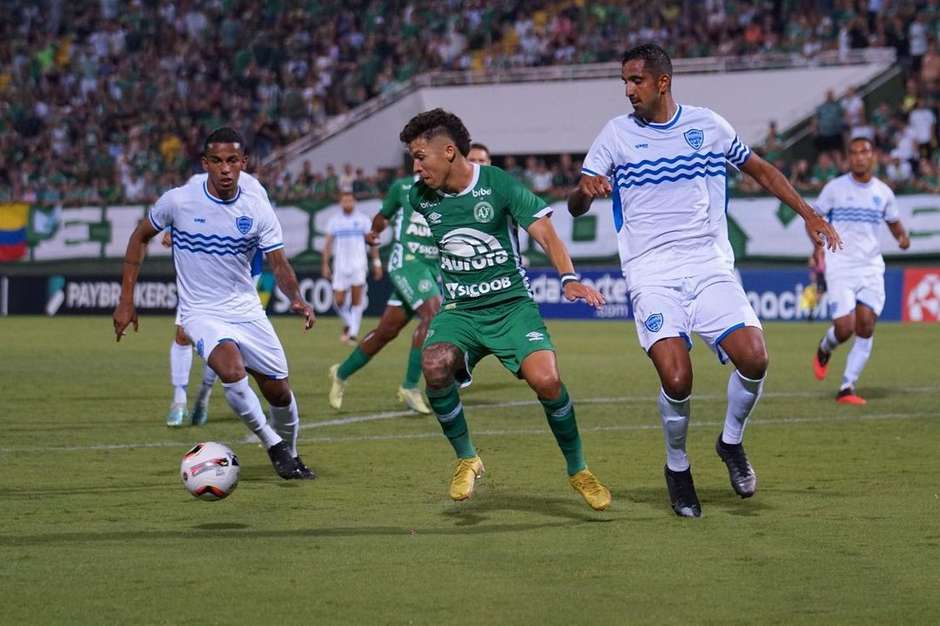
[0,386,934,453]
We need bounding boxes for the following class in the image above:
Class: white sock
[269,392,300,457]
[196,363,216,407]
[842,336,873,390]
[222,377,282,448]
[336,300,352,329]
[722,370,765,445]
[349,304,364,338]
[659,389,691,472]
[819,326,839,353]
[170,342,192,404]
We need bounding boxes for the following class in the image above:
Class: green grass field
[1,315,937,625]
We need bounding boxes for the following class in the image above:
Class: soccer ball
[180,442,240,501]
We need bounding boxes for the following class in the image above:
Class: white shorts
[631,272,762,364]
[182,315,289,380]
[825,272,885,319]
[332,266,367,292]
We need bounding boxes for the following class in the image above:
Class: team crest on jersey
[473,201,494,223]
[644,313,664,332]
[683,128,704,151]
[235,216,253,234]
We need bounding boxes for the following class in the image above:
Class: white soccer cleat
[328,364,346,410]
[166,403,187,428]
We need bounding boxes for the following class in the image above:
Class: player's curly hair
[399,109,471,156]
[203,127,246,155]
[622,43,673,80]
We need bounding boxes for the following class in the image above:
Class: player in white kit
[569,44,841,517]
[811,137,910,404]
[321,191,382,344]
[114,127,316,480]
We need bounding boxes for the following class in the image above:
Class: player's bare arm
[369,236,383,281]
[527,216,606,309]
[268,249,315,330]
[741,153,842,251]
[568,174,612,217]
[888,220,911,250]
[366,213,389,246]
[320,233,333,280]
[113,218,161,341]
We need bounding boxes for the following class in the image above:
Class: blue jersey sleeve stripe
[148,211,163,231]
[261,243,284,253]
[581,166,605,177]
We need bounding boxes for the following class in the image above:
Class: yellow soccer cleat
[569,468,612,511]
[449,456,485,501]
[328,364,346,410]
[397,386,431,414]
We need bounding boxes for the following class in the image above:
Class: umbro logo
[525,331,545,342]
[428,212,442,224]
[635,143,649,149]
[194,217,206,223]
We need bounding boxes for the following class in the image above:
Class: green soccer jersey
[409,164,551,309]
[381,176,439,272]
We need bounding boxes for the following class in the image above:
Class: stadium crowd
[2,0,940,207]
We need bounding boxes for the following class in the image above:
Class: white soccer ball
[180,442,240,501]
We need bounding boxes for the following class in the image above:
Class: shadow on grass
[439,492,619,526]
[0,518,604,546]
[615,485,775,517]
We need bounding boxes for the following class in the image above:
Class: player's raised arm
[366,213,389,245]
[740,152,842,252]
[527,216,606,309]
[568,174,613,217]
[113,217,161,341]
[267,248,315,330]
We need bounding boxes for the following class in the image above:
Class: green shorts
[424,297,555,381]
[387,262,441,313]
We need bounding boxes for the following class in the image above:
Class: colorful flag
[0,203,30,261]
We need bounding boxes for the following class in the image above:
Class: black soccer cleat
[292,456,317,480]
[715,435,757,498]
[267,441,302,480]
[664,465,702,518]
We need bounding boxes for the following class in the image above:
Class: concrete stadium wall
[287,62,892,176]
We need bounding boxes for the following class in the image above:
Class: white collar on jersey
[203,180,242,204]
[436,162,480,198]
[633,104,683,130]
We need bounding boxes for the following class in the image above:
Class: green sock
[540,384,586,476]
[337,346,371,380]
[427,383,476,458]
[402,347,423,389]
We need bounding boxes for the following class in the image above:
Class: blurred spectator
[814,90,845,161]
[909,98,937,160]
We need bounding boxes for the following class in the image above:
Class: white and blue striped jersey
[326,210,370,273]
[582,104,751,288]
[149,172,282,324]
[814,173,898,276]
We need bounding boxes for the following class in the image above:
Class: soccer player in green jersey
[328,173,443,414]
[400,109,612,511]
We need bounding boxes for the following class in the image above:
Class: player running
[114,127,316,480]
[321,191,381,345]
[401,109,612,511]
[570,44,841,517]
[811,136,910,404]
[328,172,442,414]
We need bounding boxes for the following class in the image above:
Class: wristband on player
[560,273,580,287]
